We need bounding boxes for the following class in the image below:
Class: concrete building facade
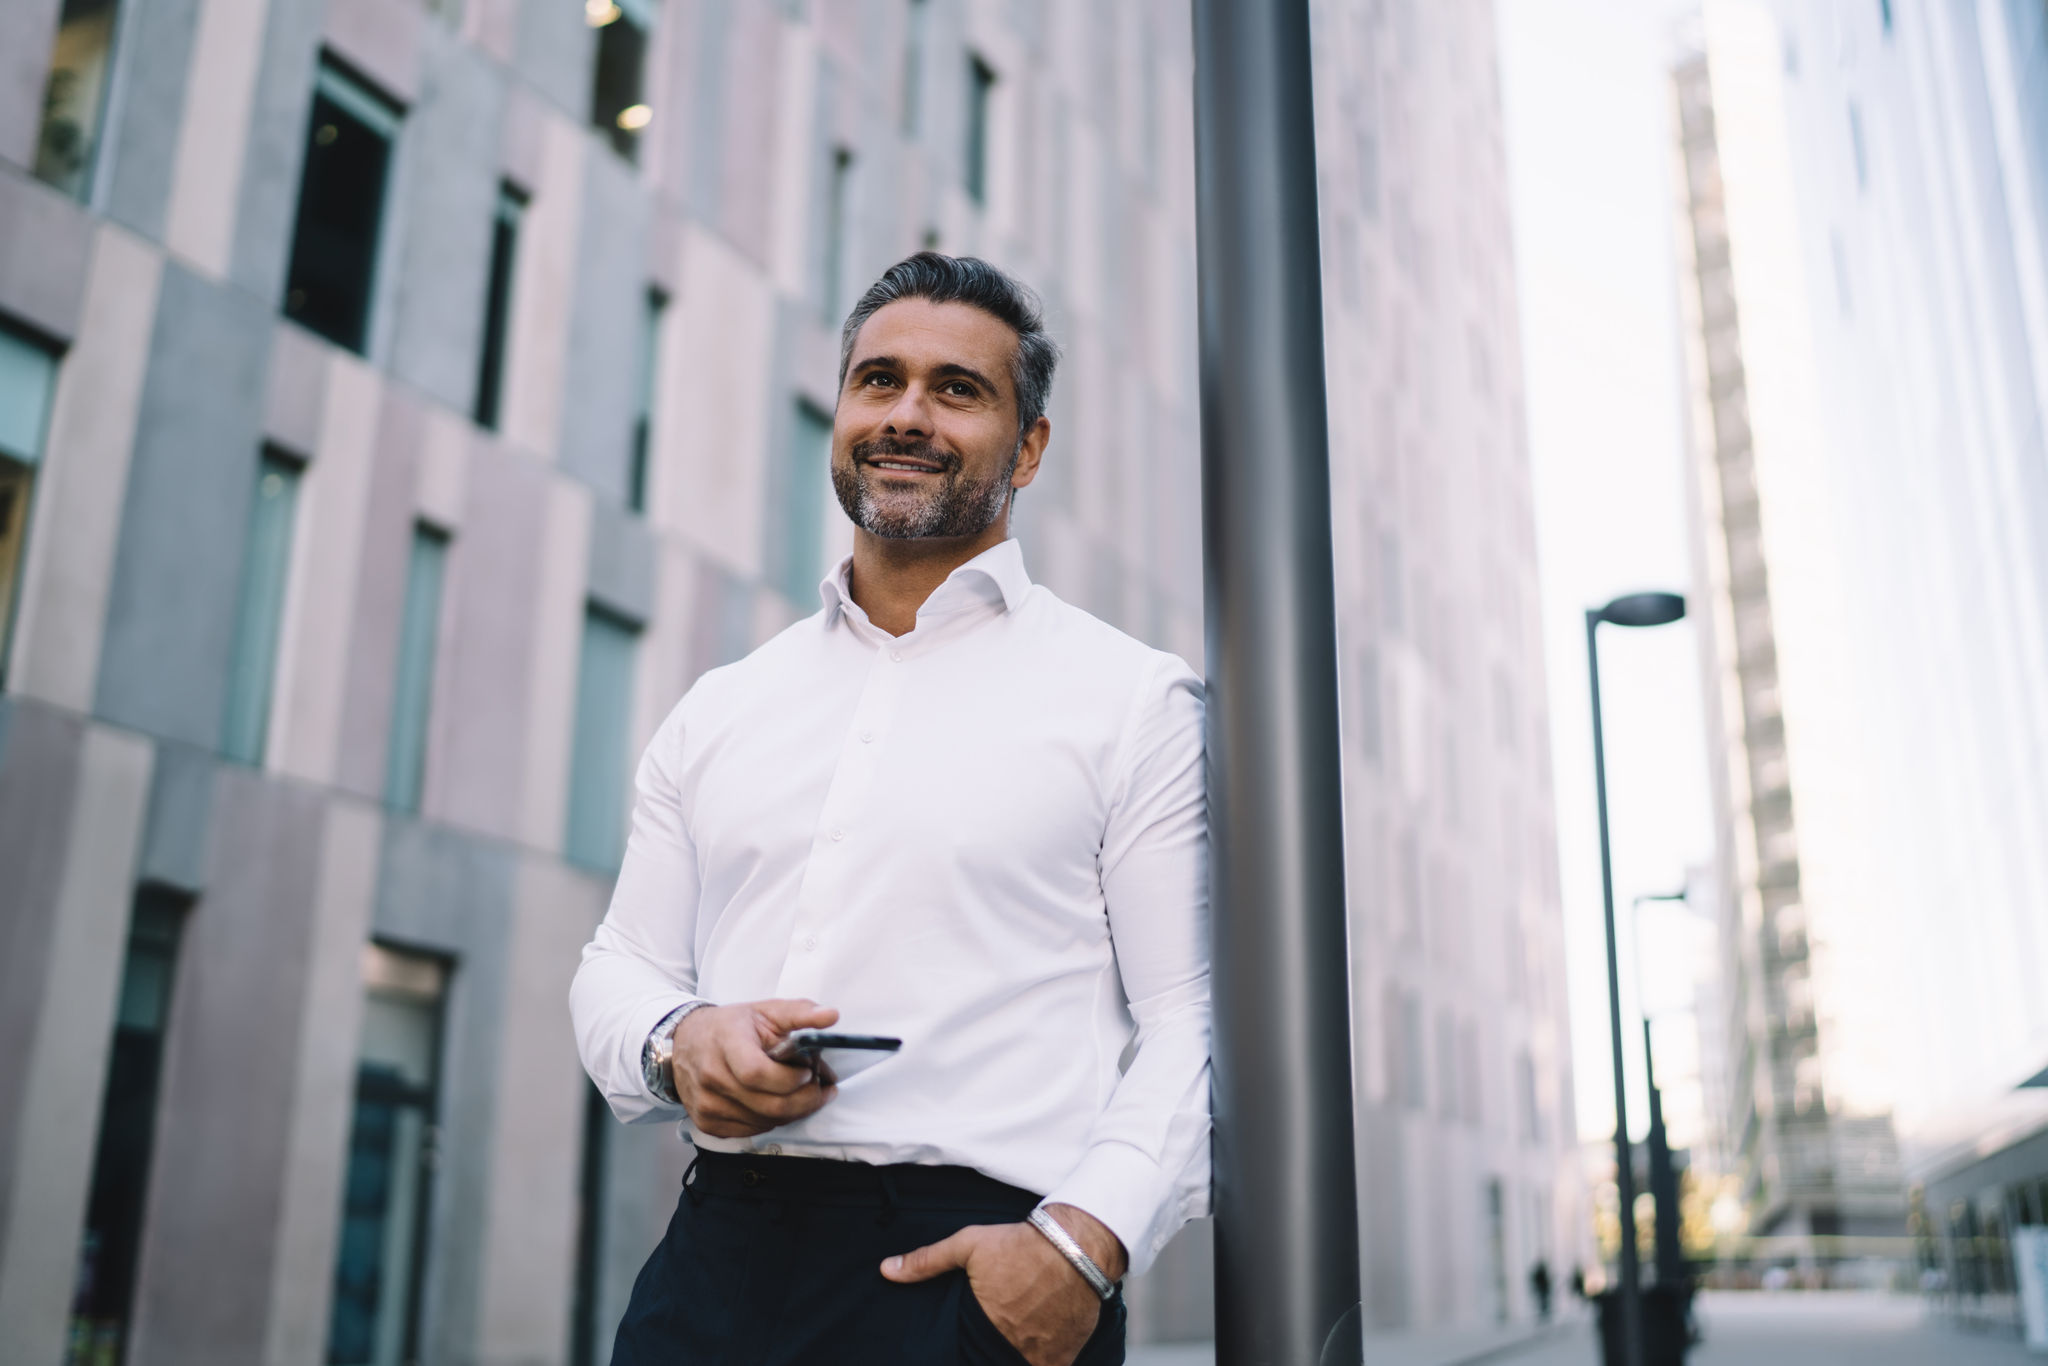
[1672,0,2048,1316]
[0,0,1573,1359]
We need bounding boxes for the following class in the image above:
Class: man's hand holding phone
[669,999,841,1138]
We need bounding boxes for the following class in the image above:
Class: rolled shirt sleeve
[1043,656,1213,1277]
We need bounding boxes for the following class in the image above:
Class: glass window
[965,55,995,203]
[384,525,449,813]
[34,0,123,200]
[221,451,303,765]
[1400,992,1426,1111]
[565,605,639,869]
[901,0,927,135]
[0,322,60,684]
[472,183,525,430]
[821,147,853,325]
[67,886,188,1366]
[628,288,666,514]
[775,402,832,606]
[328,944,446,1366]
[284,60,402,354]
[587,0,653,161]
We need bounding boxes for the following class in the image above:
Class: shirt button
[890,650,903,662]
[760,1143,782,1155]
[830,829,845,842]
[803,934,818,951]
[859,730,874,743]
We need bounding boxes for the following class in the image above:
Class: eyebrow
[847,355,1003,399]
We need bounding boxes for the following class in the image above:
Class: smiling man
[571,253,1211,1366]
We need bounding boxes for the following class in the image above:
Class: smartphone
[767,1029,902,1084]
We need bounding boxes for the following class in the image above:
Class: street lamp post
[1633,889,1691,1293]
[1586,592,1686,1366]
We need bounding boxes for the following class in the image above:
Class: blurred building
[1671,0,2048,1315]
[1309,0,1585,1331]
[0,0,1572,1362]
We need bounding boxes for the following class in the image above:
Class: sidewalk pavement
[1127,1311,1584,1366]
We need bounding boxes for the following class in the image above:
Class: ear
[1010,415,1051,491]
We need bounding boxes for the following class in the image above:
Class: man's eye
[944,381,974,397]
[864,373,895,387]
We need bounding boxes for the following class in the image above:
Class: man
[571,253,1210,1366]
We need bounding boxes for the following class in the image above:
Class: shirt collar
[818,538,1034,626]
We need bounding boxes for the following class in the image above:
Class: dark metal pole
[1191,2,1363,1363]
[1587,611,1645,1366]
[1644,1021,1684,1289]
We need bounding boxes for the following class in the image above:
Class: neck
[847,519,1010,636]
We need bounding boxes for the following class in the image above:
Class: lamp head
[1596,591,1686,628]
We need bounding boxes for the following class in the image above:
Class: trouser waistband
[685,1148,1043,1214]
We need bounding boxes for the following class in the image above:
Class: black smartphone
[767,1029,902,1084]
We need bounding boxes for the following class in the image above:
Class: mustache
[851,436,959,472]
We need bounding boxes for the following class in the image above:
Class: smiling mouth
[865,458,945,474]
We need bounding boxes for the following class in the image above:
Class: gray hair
[837,252,1061,437]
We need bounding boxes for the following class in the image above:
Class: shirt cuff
[623,993,700,1109]
[1041,1140,1177,1279]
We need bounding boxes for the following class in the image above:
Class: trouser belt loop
[682,1150,706,1206]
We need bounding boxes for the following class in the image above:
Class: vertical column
[1188,2,1363,1361]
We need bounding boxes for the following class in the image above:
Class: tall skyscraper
[0,0,1572,1357]
[1672,0,2048,1314]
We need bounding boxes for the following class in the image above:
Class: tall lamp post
[1586,592,1687,1366]
[1633,889,1692,1293]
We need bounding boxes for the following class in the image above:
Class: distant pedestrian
[1570,1264,1587,1302]
[1530,1260,1554,1321]
[572,253,1211,1366]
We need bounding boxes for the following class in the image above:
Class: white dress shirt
[570,538,1211,1275]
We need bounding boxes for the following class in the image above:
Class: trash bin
[1590,1285,1691,1366]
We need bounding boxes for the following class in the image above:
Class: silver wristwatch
[642,1000,711,1105]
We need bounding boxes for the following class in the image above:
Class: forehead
[848,298,1017,380]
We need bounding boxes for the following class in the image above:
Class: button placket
[773,642,910,998]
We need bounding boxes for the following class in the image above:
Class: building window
[1848,102,1869,191]
[901,0,928,135]
[1400,992,1426,1111]
[473,183,525,430]
[221,450,302,765]
[0,322,60,685]
[283,60,402,354]
[384,524,449,814]
[327,944,446,1366]
[565,604,639,869]
[774,402,832,606]
[568,1084,611,1366]
[965,55,995,203]
[68,885,188,1366]
[34,0,124,199]
[1517,1051,1543,1145]
[628,288,666,514]
[821,147,853,325]
[588,0,653,161]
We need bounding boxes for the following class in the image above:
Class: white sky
[1493,0,1718,1145]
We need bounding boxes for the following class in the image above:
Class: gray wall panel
[0,700,84,1259]
[426,445,546,842]
[127,765,326,1366]
[511,0,594,120]
[97,0,203,241]
[225,0,324,305]
[558,146,647,504]
[371,817,515,1366]
[0,167,92,344]
[331,388,423,801]
[0,0,60,173]
[585,499,654,626]
[385,29,502,414]
[94,262,271,749]
[136,739,214,893]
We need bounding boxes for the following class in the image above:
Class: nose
[880,382,934,439]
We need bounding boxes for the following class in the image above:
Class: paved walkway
[1130,1292,2041,1366]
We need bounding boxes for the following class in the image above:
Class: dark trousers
[612,1149,1127,1365]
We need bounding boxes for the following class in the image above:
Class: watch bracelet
[643,1000,711,1105]
[1026,1207,1116,1301]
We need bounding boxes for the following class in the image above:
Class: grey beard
[833,439,1018,540]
